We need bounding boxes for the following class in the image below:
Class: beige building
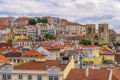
[44,16,61,26]
[37,23,48,36]
[66,22,86,35]
[0,58,74,80]
[116,34,120,43]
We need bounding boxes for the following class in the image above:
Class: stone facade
[85,23,110,45]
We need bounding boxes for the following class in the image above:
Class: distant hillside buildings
[0,16,118,45]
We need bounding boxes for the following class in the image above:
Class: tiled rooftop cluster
[0,16,120,80]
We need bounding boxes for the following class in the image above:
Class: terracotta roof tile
[0,42,12,48]
[66,68,109,80]
[22,51,43,58]
[99,46,112,54]
[14,60,69,70]
[79,44,99,48]
[4,52,22,57]
[112,69,120,80]
[78,33,85,37]
[0,54,10,63]
[66,22,79,25]
[114,54,120,63]
[43,45,64,51]
[0,47,20,52]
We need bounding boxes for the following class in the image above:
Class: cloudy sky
[0,0,120,33]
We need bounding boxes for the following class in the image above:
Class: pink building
[0,17,9,28]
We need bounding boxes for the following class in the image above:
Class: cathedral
[85,23,112,45]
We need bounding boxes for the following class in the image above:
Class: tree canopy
[113,42,120,47]
[37,18,48,23]
[79,39,91,45]
[44,34,55,40]
[7,38,13,45]
[28,18,37,25]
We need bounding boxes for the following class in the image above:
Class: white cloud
[0,0,120,33]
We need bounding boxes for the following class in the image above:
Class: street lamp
[79,51,83,69]
[80,55,83,68]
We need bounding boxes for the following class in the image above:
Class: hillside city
[0,16,120,80]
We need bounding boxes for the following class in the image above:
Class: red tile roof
[99,46,112,54]
[66,22,80,25]
[78,33,85,37]
[4,52,22,57]
[14,60,69,70]
[66,68,110,80]
[22,51,43,58]
[114,54,120,63]
[0,47,20,52]
[0,54,10,64]
[0,42,12,48]
[112,69,120,80]
[79,44,99,48]
[43,45,64,51]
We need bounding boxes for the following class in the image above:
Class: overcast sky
[0,0,120,33]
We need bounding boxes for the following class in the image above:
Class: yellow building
[82,57,103,65]
[77,44,103,65]
[100,54,115,64]
[0,58,74,80]
[14,35,26,41]
[4,51,46,66]
[79,44,100,57]
[12,26,28,41]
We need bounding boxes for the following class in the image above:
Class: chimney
[85,66,89,77]
[108,69,112,80]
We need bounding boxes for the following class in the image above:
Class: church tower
[98,23,109,44]
[85,24,96,44]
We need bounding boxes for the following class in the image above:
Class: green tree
[37,18,42,23]
[42,18,48,23]
[28,18,37,25]
[7,38,13,45]
[44,34,55,40]
[37,18,48,23]
[114,42,120,46]
[79,39,91,45]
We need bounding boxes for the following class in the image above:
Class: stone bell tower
[98,23,109,44]
[85,24,96,45]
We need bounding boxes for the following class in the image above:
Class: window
[54,76,58,80]
[49,76,59,80]
[94,36,98,40]
[37,75,42,80]
[28,75,32,80]
[88,28,91,33]
[3,74,11,80]
[49,76,53,80]
[18,60,20,63]
[8,74,11,80]
[3,74,6,80]
[102,28,104,32]
[18,74,22,80]
[13,59,16,63]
